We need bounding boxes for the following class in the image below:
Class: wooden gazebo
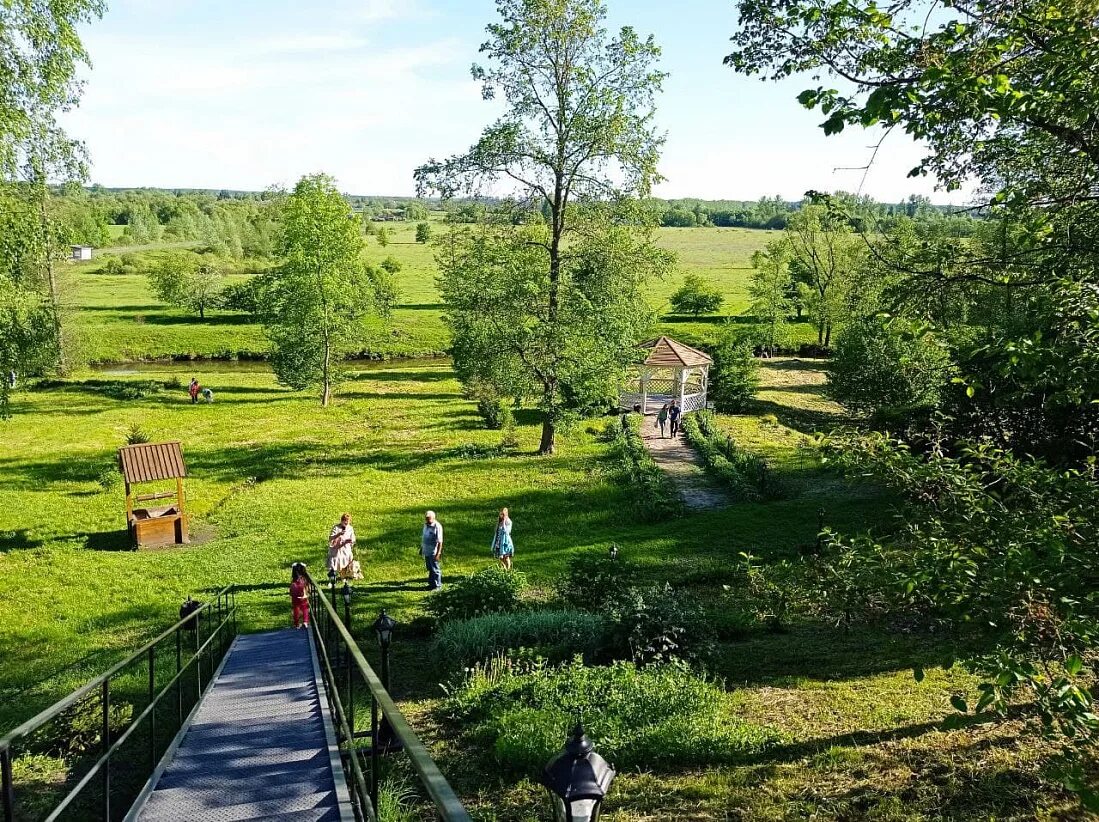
[118,441,190,548]
[620,336,713,415]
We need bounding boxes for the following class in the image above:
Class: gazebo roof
[637,336,713,368]
[118,441,187,484]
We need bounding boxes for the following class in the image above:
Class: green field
[67,224,809,364]
[0,354,1075,818]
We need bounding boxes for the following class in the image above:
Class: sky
[62,0,968,204]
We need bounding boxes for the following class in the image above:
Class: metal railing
[305,572,469,822]
[1,587,237,822]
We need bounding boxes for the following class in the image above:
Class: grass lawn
[67,224,812,364]
[0,358,1079,819]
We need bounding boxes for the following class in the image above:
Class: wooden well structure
[620,336,713,415]
[118,441,190,548]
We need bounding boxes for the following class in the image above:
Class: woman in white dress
[327,512,362,579]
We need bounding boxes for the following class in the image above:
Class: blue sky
[63,0,964,203]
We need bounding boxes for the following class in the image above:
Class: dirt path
[641,423,729,511]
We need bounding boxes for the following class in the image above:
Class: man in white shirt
[421,510,443,590]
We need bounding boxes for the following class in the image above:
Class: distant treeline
[45,186,980,251]
[647,193,981,235]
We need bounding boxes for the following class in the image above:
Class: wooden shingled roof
[638,336,713,367]
[118,441,187,484]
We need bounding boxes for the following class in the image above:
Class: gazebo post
[678,367,689,410]
[640,368,649,415]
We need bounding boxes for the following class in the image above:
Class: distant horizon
[77,184,969,209]
[61,0,975,206]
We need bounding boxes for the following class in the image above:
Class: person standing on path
[421,510,444,590]
[289,562,310,629]
[491,507,514,571]
[669,400,682,437]
[656,403,669,438]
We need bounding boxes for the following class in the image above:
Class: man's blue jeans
[425,554,442,589]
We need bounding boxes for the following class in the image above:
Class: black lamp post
[372,609,396,692]
[541,723,615,822]
[608,544,619,561]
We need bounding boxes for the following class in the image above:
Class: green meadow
[67,223,806,364]
[0,352,1076,818]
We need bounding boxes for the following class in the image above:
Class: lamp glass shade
[372,611,396,645]
[541,725,614,822]
[342,582,351,605]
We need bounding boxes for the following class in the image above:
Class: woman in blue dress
[491,507,514,571]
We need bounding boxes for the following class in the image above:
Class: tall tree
[263,175,373,406]
[749,241,793,355]
[784,205,862,347]
[0,0,105,400]
[415,0,667,454]
[148,252,225,319]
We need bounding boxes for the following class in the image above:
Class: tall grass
[432,609,608,668]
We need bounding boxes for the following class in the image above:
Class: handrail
[1,586,237,822]
[305,571,470,821]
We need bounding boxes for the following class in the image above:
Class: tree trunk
[321,337,331,407]
[36,179,65,375]
[817,322,825,346]
[199,303,205,319]
[539,417,556,455]
[824,324,832,348]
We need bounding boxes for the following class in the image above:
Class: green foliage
[682,411,785,501]
[607,582,713,665]
[125,423,150,444]
[376,226,390,247]
[425,566,527,623]
[558,548,636,612]
[749,241,793,354]
[415,222,432,243]
[147,251,225,318]
[606,415,683,521]
[380,256,402,274]
[263,174,373,405]
[670,273,725,317]
[219,276,266,316]
[827,316,954,416]
[432,609,608,668]
[416,0,668,453]
[824,431,1099,742]
[444,658,781,775]
[436,220,668,453]
[464,378,511,429]
[708,332,759,413]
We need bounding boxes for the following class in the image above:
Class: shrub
[163,376,183,391]
[500,414,519,450]
[380,255,402,273]
[433,609,608,668]
[708,333,759,412]
[607,582,713,664]
[670,273,724,316]
[425,567,526,622]
[606,415,683,522]
[464,378,511,429]
[415,222,432,243]
[558,548,635,613]
[444,658,781,774]
[125,423,150,445]
[827,317,954,416]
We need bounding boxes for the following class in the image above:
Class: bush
[464,379,511,430]
[606,415,683,522]
[607,583,713,664]
[670,273,724,316]
[708,333,759,412]
[558,548,635,613]
[433,609,608,668]
[425,567,526,622]
[219,276,265,315]
[380,255,402,273]
[444,658,781,774]
[415,222,432,243]
[827,317,954,415]
[125,423,150,444]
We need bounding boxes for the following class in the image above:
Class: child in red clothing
[290,562,310,629]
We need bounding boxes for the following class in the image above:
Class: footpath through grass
[0,358,1081,819]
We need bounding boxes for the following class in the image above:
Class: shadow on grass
[140,313,255,326]
[750,396,845,434]
[343,367,454,383]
